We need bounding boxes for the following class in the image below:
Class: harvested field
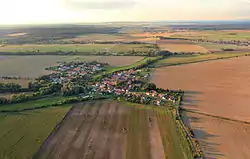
[158,43,209,53]
[0,44,115,53]
[183,112,250,159]
[0,56,143,78]
[152,56,250,158]
[130,32,168,37]
[0,44,156,54]
[157,39,193,44]
[35,100,187,159]
[111,44,157,52]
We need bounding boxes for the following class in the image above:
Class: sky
[0,0,249,25]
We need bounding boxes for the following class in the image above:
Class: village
[45,61,179,106]
[45,61,108,84]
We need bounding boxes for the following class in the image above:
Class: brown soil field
[152,56,250,158]
[158,43,209,53]
[34,100,186,159]
[182,112,250,159]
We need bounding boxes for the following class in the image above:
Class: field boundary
[0,52,147,56]
[32,104,76,159]
[156,53,249,68]
[0,96,108,114]
[182,108,250,125]
[175,96,204,159]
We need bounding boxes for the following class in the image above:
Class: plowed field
[34,100,187,159]
[152,56,250,159]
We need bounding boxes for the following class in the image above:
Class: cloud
[63,0,138,10]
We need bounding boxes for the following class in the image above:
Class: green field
[155,52,249,67]
[169,30,250,41]
[199,43,249,51]
[0,55,143,78]
[0,105,71,159]
[0,96,66,112]
[125,102,191,159]
[0,44,155,54]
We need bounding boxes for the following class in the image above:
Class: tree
[0,97,8,104]
[144,83,156,91]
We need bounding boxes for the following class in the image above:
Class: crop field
[183,112,250,159]
[35,100,187,159]
[168,30,250,41]
[199,43,250,51]
[111,44,156,52]
[0,96,66,112]
[0,56,143,78]
[156,39,209,53]
[0,44,156,54]
[60,34,127,42]
[154,52,248,67]
[0,105,71,159]
[130,32,167,38]
[152,56,250,158]
[158,43,209,53]
[59,34,155,43]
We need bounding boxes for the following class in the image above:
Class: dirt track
[34,100,176,159]
[152,56,250,159]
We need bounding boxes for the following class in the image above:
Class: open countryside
[152,56,250,158]
[0,57,193,159]
[1,21,250,159]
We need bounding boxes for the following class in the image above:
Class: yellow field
[159,43,209,53]
[130,32,167,37]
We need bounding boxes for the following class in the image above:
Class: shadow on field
[182,91,224,159]
[181,90,201,108]
[191,123,223,159]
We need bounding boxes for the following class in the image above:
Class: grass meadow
[0,96,66,112]
[0,105,71,159]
